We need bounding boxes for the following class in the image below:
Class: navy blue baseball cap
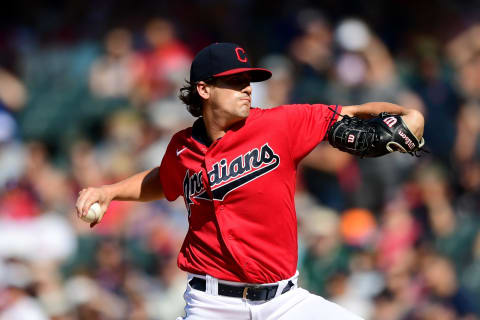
[190,42,272,83]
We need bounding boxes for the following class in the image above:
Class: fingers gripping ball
[81,202,105,225]
[328,113,426,157]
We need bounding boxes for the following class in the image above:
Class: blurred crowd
[1,3,480,320]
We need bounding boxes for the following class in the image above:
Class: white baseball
[81,202,103,223]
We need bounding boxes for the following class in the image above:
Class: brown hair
[179,79,215,117]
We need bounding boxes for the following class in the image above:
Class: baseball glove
[327,112,426,157]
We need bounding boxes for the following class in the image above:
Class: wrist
[101,185,116,202]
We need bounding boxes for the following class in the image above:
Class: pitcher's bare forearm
[106,167,164,202]
[76,167,164,219]
[341,102,409,118]
[340,102,424,140]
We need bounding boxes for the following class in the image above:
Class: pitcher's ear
[196,81,211,99]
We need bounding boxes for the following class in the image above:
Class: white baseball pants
[176,272,364,320]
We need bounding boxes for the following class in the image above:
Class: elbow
[340,105,359,117]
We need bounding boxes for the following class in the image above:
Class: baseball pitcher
[76,42,425,319]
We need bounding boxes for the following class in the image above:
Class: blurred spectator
[0,68,27,190]
[461,232,480,305]
[251,54,295,108]
[415,163,478,272]
[289,9,333,104]
[326,250,383,319]
[142,95,193,172]
[0,181,39,220]
[0,259,48,320]
[133,18,192,105]
[299,206,352,296]
[376,200,420,271]
[0,104,25,190]
[0,142,76,264]
[63,274,127,319]
[380,248,422,319]
[93,238,128,296]
[413,303,458,320]
[455,101,480,166]
[89,28,138,99]
[325,271,373,319]
[454,101,480,216]
[0,67,27,112]
[20,141,72,213]
[447,24,480,100]
[372,289,404,320]
[69,140,107,190]
[409,37,460,166]
[145,257,187,320]
[0,209,76,263]
[419,253,479,319]
[18,38,100,151]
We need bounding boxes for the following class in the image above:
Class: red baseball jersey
[159,104,341,283]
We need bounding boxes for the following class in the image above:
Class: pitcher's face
[207,73,253,121]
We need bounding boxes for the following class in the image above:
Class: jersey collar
[192,117,213,147]
[191,112,254,148]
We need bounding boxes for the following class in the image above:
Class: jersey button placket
[218,204,225,217]
[204,156,213,190]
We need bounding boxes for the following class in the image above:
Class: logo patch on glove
[383,116,398,128]
[398,130,415,150]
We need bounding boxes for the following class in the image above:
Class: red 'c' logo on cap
[235,47,248,63]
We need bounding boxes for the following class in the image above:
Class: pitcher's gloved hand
[328,112,426,157]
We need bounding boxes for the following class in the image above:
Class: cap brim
[213,68,272,82]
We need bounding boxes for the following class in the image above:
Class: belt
[189,277,294,301]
